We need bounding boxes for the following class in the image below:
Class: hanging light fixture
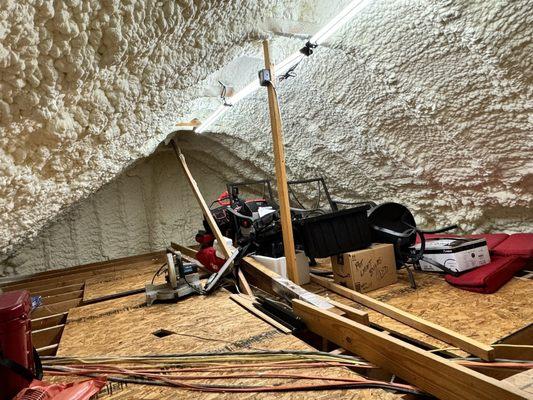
[194,0,372,134]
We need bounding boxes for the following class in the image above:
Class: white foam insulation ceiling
[0,0,532,259]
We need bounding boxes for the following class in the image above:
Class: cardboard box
[412,238,490,273]
[331,243,397,293]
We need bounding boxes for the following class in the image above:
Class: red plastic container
[0,290,34,400]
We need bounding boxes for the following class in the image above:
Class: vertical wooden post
[262,40,302,284]
[171,140,232,259]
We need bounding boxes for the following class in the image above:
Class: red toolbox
[0,290,34,400]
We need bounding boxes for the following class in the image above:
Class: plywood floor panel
[308,261,533,349]
[57,291,398,399]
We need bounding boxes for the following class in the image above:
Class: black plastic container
[296,205,372,258]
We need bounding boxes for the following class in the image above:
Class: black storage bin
[296,205,372,258]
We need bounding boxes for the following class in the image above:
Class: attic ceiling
[0,0,531,258]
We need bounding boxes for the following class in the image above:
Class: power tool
[145,249,201,306]
[145,247,240,306]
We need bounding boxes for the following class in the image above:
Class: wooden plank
[36,344,59,356]
[493,345,533,361]
[262,40,301,284]
[32,283,85,297]
[42,289,83,305]
[292,299,530,400]
[0,251,164,287]
[170,242,199,259]
[3,257,163,292]
[32,324,64,348]
[311,274,495,361]
[504,369,533,396]
[230,294,291,334]
[31,298,81,319]
[31,313,68,330]
[237,268,254,297]
[327,299,369,325]
[170,141,232,259]
[4,277,86,292]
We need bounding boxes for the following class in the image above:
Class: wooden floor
[2,249,531,399]
[57,290,398,399]
[307,260,533,354]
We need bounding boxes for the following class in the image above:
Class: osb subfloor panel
[58,291,398,399]
[308,261,533,349]
[83,262,165,301]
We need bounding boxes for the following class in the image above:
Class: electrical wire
[151,263,167,284]
[42,363,424,396]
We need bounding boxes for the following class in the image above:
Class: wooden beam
[170,242,199,259]
[31,298,81,319]
[230,294,291,334]
[32,283,85,297]
[42,289,83,305]
[36,344,59,356]
[237,268,254,297]
[261,40,301,284]
[292,299,529,400]
[31,313,68,330]
[311,274,494,361]
[493,345,533,361]
[32,324,64,349]
[0,251,164,287]
[326,299,369,325]
[170,141,232,259]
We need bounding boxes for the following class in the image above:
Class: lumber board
[237,268,254,296]
[170,242,198,259]
[0,251,164,287]
[311,274,495,361]
[493,344,533,361]
[31,313,68,330]
[262,40,301,284]
[42,289,83,305]
[230,294,291,333]
[4,277,86,293]
[3,257,164,292]
[293,299,531,400]
[36,344,59,356]
[32,283,85,297]
[31,298,81,319]
[326,299,369,325]
[504,369,533,396]
[32,324,64,349]
[172,142,232,259]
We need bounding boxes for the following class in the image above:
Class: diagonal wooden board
[293,300,531,400]
[311,274,495,360]
[57,291,400,399]
[306,263,533,351]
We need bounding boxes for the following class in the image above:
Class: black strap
[0,355,36,382]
